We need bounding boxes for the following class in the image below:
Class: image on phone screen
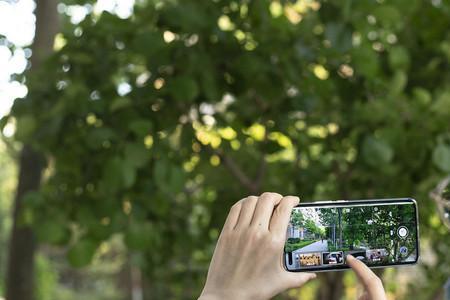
[284,199,419,272]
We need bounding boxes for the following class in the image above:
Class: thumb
[285,272,317,289]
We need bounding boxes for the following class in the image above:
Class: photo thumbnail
[322,251,344,265]
[345,250,367,263]
[298,252,322,267]
[367,249,389,263]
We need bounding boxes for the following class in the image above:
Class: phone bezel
[284,198,420,272]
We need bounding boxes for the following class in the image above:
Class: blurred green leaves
[168,76,199,102]
[67,239,98,268]
[5,0,450,299]
[124,143,150,168]
[324,23,352,53]
[362,136,394,167]
[15,115,36,142]
[389,46,410,71]
[433,144,450,172]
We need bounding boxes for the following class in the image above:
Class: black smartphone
[284,198,419,272]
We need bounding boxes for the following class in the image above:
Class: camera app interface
[284,202,418,271]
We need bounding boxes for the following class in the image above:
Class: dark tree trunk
[5,1,59,299]
[6,147,44,300]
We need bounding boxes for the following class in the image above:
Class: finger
[250,192,283,230]
[222,199,244,232]
[269,195,300,237]
[358,292,370,300]
[234,196,258,229]
[347,255,387,300]
[285,272,316,289]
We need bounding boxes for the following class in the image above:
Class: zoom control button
[399,246,408,255]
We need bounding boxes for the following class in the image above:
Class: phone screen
[284,198,419,272]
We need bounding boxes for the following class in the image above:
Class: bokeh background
[1,0,450,299]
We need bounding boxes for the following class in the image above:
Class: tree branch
[214,148,258,194]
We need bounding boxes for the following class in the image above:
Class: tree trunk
[5,1,59,299]
[6,147,44,300]
[338,208,342,248]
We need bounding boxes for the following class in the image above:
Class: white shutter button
[397,226,408,238]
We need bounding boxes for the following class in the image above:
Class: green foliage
[0,140,17,296]
[35,255,58,300]
[304,219,322,235]
[291,210,304,227]
[285,240,316,253]
[287,238,301,244]
[67,239,99,268]
[433,143,450,172]
[5,0,450,298]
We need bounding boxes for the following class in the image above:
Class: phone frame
[284,198,420,272]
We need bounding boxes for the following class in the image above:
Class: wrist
[198,295,221,300]
[199,290,252,300]
[198,292,226,300]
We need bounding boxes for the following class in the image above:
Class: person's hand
[347,255,387,300]
[199,192,316,300]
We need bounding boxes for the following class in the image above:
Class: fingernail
[310,273,317,279]
[346,254,354,261]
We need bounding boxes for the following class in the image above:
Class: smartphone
[284,198,419,272]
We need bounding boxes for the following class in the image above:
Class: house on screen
[287,223,315,240]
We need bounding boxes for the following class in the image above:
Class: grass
[285,239,317,252]
[328,244,351,252]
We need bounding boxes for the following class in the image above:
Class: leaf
[432,144,450,172]
[122,159,137,188]
[412,88,432,105]
[67,239,98,268]
[352,45,379,77]
[431,91,450,116]
[86,128,116,149]
[324,22,352,52]
[390,71,408,95]
[124,143,150,168]
[362,136,394,167]
[262,139,284,154]
[15,115,36,141]
[0,115,9,131]
[169,165,185,193]
[36,220,70,245]
[124,221,154,250]
[388,46,410,71]
[154,159,168,187]
[153,159,186,194]
[129,119,153,137]
[89,222,112,240]
[101,157,124,193]
[201,70,219,101]
[168,76,199,102]
[110,97,132,112]
[132,30,165,57]
[373,5,403,30]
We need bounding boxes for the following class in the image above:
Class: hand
[199,192,316,300]
[347,255,387,300]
